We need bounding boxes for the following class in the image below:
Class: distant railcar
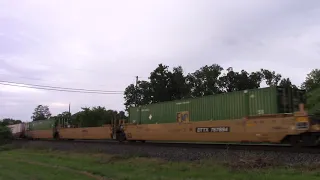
[24,118,55,139]
[7,123,25,138]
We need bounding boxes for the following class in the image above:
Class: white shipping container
[7,123,25,137]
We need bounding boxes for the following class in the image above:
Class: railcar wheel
[290,135,302,148]
[301,134,318,147]
[116,132,126,142]
[53,132,60,139]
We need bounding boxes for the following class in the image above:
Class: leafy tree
[52,111,71,127]
[0,125,12,145]
[218,68,263,92]
[123,63,304,110]
[123,84,137,109]
[300,69,320,114]
[306,87,320,114]
[187,64,223,96]
[218,67,237,92]
[123,64,191,109]
[149,64,174,103]
[301,69,320,92]
[31,105,52,121]
[67,106,127,128]
[168,66,191,100]
[124,80,152,110]
[279,78,297,89]
[56,111,71,119]
[0,118,22,126]
[245,70,264,89]
[260,69,282,86]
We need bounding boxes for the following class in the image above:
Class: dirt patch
[226,156,278,171]
[287,163,320,172]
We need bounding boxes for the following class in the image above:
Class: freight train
[6,86,320,147]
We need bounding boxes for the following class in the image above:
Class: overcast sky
[0,0,320,121]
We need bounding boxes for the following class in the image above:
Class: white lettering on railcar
[196,127,230,133]
[176,101,190,105]
[257,110,264,114]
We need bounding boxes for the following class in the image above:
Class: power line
[0,82,123,94]
[0,73,147,89]
[0,80,123,93]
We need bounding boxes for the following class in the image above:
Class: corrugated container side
[128,87,305,125]
[248,87,278,115]
[213,90,247,120]
[276,87,306,114]
[277,87,291,114]
[27,119,55,130]
[7,123,24,135]
[128,107,136,123]
[187,90,247,121]
[291,88,306,112]
[130,90,250,124]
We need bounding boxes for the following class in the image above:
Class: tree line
[28,105,127,127]
[0,118,22,126]
[124,64,319,114]
[1,105,127,128]
[55,107,126,127]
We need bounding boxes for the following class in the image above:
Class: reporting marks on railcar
[196,127,230,133]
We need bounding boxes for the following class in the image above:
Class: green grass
[0,147,319,180]
[0,160,94,180]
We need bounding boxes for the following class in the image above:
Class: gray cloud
[0,0,320,121]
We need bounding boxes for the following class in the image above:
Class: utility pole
[68,103,71,127]
[135,76,138,107]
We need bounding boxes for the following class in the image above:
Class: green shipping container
[27,118,56,130]
[129,86,306,124]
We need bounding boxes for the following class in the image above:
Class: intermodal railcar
[7,123,25,138]
[7,86,320,147]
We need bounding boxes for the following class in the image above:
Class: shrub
[0,125,13,145]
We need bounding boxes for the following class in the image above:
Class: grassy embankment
[0,145,319,180]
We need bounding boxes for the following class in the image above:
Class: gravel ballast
[9,140,320,166]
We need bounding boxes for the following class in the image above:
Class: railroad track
[12,139,320,154]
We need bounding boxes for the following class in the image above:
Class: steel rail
[12,139,320,154]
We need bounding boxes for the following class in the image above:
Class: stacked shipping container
[7,123,25,137]
[129,86,306,124]
[26,118,55,130]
